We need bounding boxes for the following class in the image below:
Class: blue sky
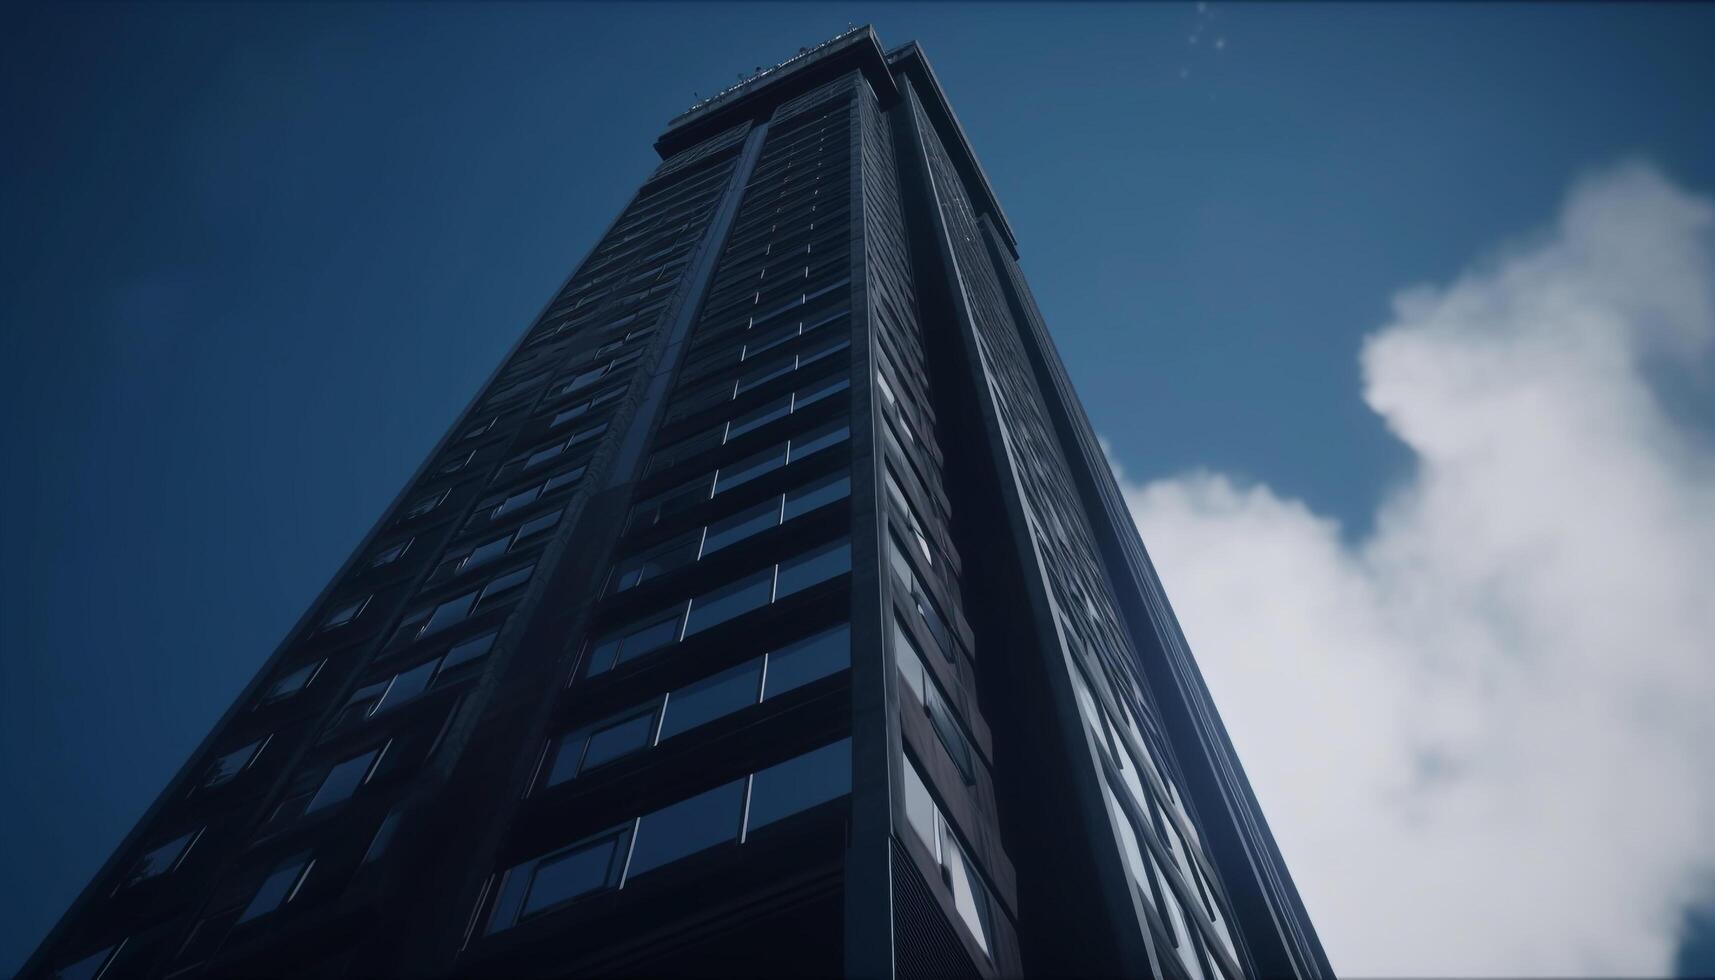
[3,3,1712,975]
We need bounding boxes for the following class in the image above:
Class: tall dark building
[27,27,1329,980]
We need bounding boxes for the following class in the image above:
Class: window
[890,532,956,663]
[320,596,368,630]
[515,509,562,540]
[486,827,631,933]
[403,490,446,520]
[658,659,763,741]
[886,467,935,567]
[627,779,746,877]
[546,706,661,786]
[684,568,774,636]
[491,485,541,519]
[417,591,477,637]
[543,465,585,493]
[762,623,850,698]
[700,497,781,556]
[725,394,791,441]
[746,738,851,832]
[440,450,475,475]
[783,471,850,521]
[441,631,497,672]
[628,475,714,532]
[713,443,787,494]
[942,822,995,955]
[474,564,535,611]
[305,745,385,814]
[462,418,496,441]
[895,619,976,784]
[607,531,700,594]
[551,403,592,428]
[899,756,995,955]
[203,738,266,788]
[261,661,321,704]
[584,606,686,676]
[524,443,564,469]
[236,855,313,924]
[776,538,851,597]
[567,421,608,446]
[786,419,848,462]
[372,658,438,714]
[559,364,609,394]
[793,372,849,410]
[370,538,411,567]
[462,535,511,572]
[123,829,199,887]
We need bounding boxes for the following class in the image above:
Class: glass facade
[25,27,1325,980]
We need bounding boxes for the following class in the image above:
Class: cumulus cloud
[1114,161,1715,976]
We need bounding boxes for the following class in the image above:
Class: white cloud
[1113,161,1715,976]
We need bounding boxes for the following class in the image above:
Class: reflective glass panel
[626,780,746,878]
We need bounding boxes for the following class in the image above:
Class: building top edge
[654,28,1017,258]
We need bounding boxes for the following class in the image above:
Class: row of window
[583,538,852,679]
[395,562,535,644]
[893,616,977,785]
[1066,645,1239,976]
[628,413,848,535]
[486,737,852,934]
[335,631,497,728]
[900,753,997,957]
[542,623,849,788]
[648,368,848,477]
[610,469,850,596]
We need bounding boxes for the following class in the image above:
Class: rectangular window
[543,465,585,493]
[371,658,438,714]
[492,485,541,519]
[403,491,446,519]
[261,661,321,704]
[762,623,850,698]
[658,659,763,741]
[699,497,782,556]
[895,620,976,784]
[608,531,701,594]
[712,443,787,494]
[786,419,848,463]
[783,471,851,521]
[320,596,368,630]
[236,855,313,924]
[203,738,266,788]
[440,631,497,672]
[683,568,775,636]
[899,755,995,956]
[515,508,562,541]
[546,706,661,786]
[626,779,746,878]
[419,591,477,637]
[125,829,200,886]
[724,394,791,441]
[305,745,385,814]
[584,606,687,677]
[745,738,851,833]
[793,372,849,410]
[370,539,412,567]
[462,535,511,572]
[475,564,535,610]
[524,443,564,469]
[486,827,631,934]
[776,538,851,597]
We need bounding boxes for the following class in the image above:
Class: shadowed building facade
[26,28,1330,980]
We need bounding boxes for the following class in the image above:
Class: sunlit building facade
[27,28,1328,980]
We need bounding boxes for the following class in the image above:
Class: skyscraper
[26,27,1329,980]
